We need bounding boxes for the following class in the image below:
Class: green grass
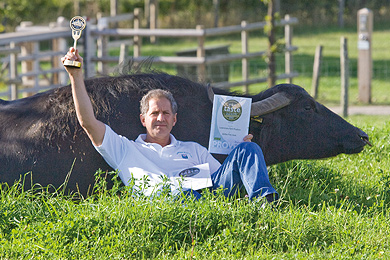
[0,116,389,259]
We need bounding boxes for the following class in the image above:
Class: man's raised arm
[61,47,106,146]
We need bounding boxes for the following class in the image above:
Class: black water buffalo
[0,72,370,195]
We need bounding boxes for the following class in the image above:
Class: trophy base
[64,60,81,68]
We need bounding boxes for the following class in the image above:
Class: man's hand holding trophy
[63,16,86,68]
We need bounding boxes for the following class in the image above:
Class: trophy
[63,16,86,68]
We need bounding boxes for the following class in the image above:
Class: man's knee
[236,141,261,152]
[234,142,265,160]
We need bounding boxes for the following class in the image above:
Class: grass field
[0,115,389,259]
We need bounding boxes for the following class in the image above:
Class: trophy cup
[63,16,86,68]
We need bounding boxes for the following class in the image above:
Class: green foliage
[3,0,390,31]
[2,0,73,28]
[0,118,389,258]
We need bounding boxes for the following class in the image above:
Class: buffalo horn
[207,83,214,103]
[250,92,291,116]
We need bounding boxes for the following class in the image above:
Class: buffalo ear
[207,83,214,103]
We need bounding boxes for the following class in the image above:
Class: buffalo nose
[357,128,372,147]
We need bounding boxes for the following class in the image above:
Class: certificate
[208,94,252,154]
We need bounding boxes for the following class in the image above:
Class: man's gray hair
[140,89,178,115]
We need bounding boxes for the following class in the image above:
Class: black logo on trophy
[63,16,86,68]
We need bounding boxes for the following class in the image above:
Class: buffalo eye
[304,105,312,111]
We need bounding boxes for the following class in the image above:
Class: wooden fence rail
[87,12,298,91]
[0,11,298,99]
[0,20,70,99]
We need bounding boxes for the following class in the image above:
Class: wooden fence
[0,10,298,100]
[0,18,73,99]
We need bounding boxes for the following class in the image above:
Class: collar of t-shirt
[135,134,179,151]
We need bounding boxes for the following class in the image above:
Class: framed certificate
[208,94,252,154]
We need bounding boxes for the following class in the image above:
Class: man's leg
[210,142,278,201]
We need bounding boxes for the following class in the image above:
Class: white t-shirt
[94,125,221,196]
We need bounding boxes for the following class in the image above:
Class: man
[62,47,278,203]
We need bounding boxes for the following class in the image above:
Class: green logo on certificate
[222,100,242,121]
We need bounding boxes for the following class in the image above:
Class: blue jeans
[210,142,277,200]
[184,142,277,201]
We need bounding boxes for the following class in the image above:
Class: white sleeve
[206,153,221,174]
[197,144,221,173]
[93,124,128,169]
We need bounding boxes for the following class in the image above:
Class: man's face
[140,97,177,145]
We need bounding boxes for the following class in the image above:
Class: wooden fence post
[19,22,35,93]
[357,8,373,104]
[97,12,109,75]
[311,45,323,99]
[32,42,40,95]
[51,37,66,84]
[9,42,18,100]
[52,17,68,86]
[119,43,129,64]
[340,37,349,117]
[241,21,249,94]
[144,0,150,27]
[284,14,293,84]
[196,25,206,82]
[133,8,141,58]
[110,0,118,27]
[149,0,158,43]
[84,19,96,78]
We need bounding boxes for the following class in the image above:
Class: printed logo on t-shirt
[177,152,190,159]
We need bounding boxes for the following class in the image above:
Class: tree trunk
[266,0,276,88]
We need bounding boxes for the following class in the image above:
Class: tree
[262,0,277,88]
[1,0,73,30]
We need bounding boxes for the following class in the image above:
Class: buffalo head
[207,83,370,165]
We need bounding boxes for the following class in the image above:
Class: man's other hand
[243,134,253,142]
